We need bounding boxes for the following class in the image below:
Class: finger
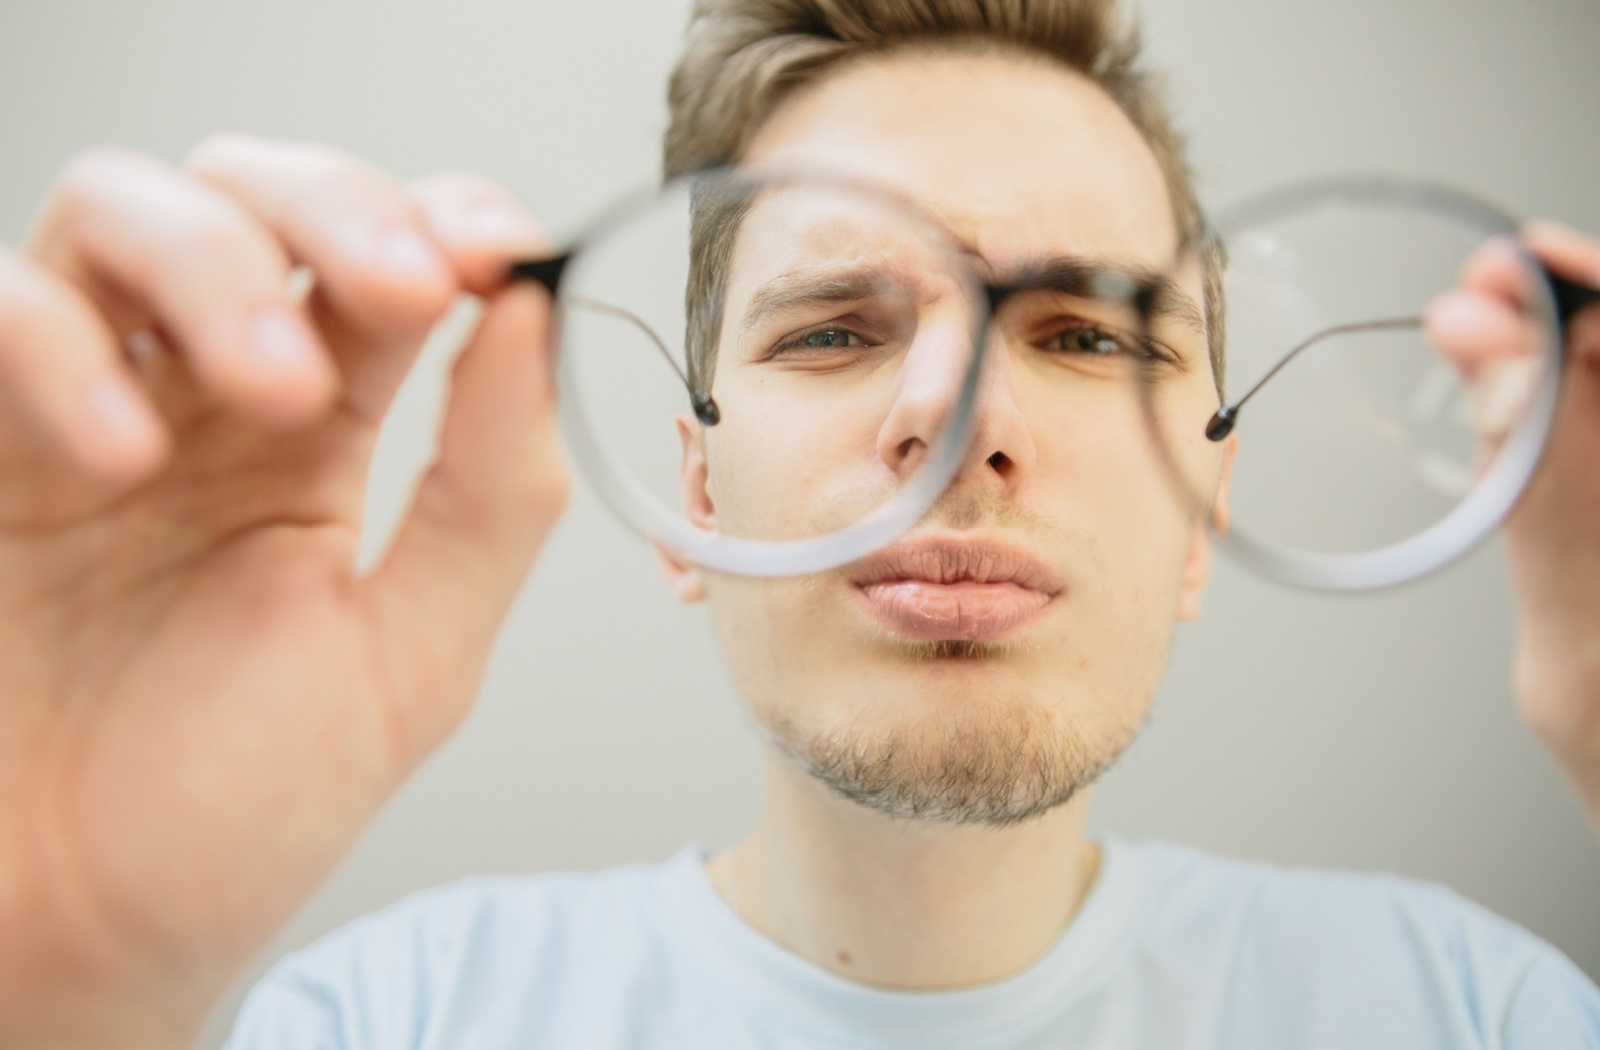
[407,173,550,294]
[1433,235,1563,389]
[27,148,336,427]
[1456,235,1547,314]
[1523,220,1600,289]
[361,281,566,749]
[186,134,456,331]
[1425,276,1552,445]
[1424,287,1539,373]
[0,244,168,480]
[185,135,458,418]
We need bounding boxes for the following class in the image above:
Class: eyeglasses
[493,169,1597,590]
[1137,176,1599,590]
[499,169,993,578]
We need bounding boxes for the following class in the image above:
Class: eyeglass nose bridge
[981,267,1156,316]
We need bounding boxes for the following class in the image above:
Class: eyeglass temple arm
[508,254,572,294]
[1204,266,1600,444]
[506,253,721,427]
[1203,317,1423,441]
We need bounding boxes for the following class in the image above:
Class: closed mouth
[849,534,1062,642]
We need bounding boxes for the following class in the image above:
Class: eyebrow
[733,254,1208,342]
[736,266,907,338]
[985,254,1208,336]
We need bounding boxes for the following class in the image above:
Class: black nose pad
[692,391,720,427]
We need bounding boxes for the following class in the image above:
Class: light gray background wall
[0,1,1596,1045]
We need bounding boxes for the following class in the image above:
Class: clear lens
[986,262,1168,490]
[1141,178,1563,590]
[555,170,986,576]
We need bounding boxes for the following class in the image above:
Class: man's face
[667,46,1226,824]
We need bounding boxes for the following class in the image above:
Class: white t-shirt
[226,838,1600,1048]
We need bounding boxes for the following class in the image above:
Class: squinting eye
[1051,327,1125,356]
[800,328,863,349]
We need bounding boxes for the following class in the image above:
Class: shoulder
[279,854,673,986]
[1127,838,1548,967]
[225,851,692,1049]
[1111,839,1600,1047]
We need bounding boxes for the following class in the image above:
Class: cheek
[1026,380,1196,629]
[702,371,894,539]
[701,571,842,723]
[1029,371,1191,545]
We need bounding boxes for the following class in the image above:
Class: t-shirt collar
[653,835,1151,1046]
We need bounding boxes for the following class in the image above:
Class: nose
[875,319,1036,494]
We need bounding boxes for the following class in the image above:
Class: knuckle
[0,298,50,377]
[411,172,546,236]
[272,138,367,179]
[519,453,573,523]
[182,131,269,175]
[52,147,154,217]
[0,300,88,399]
[410,171,515,207]
[161,202,259,266]
[0,258,68,352]
[340,285,453,346]
[188,133,381,203]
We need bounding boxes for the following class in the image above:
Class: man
[0,0,1596,1046]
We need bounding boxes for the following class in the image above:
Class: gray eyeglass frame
[505,169,993,578]
[1164,175,1598,591]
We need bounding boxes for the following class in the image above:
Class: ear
[654,412,713,603]
[653,539,705,603]
[1176,433,1236,622]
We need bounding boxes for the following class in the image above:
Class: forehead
[740,46,1180,275]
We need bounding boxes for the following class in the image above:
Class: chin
[707,571,1167,805]
[758,670,1143,827]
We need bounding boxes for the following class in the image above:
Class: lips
[850,535,1062,642]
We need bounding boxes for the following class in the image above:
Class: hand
[0,136,568,1048]
[1428,221,1600,835]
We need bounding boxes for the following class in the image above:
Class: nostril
[987,450,1012,475]
[895,436,928,475]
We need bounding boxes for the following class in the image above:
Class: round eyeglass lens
[1139,177,1563,590]
[554,170,988,577]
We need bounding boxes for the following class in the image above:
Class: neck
[705,745,1101,989]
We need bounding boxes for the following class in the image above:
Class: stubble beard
[761,671,1149,828]
[733,492,1161,828]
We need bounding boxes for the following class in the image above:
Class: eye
[799,327,864,350]
[770,325,872,356]
[1049,325,1131,356]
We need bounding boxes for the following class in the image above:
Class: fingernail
[83,375,153,444]
[284,264,317,305]
[457,201,543,246]
[1471,358,1541,437]
[247,307,321,373]
[1425,292,1479,336]
[380,228,447,278]
[124,329,164,364]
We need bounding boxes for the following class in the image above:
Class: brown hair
[664,0,1224,394]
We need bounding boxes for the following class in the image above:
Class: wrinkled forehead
[738,47,1182,279]
[717,182,968,323]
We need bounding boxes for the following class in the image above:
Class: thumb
[360,279,569,753]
